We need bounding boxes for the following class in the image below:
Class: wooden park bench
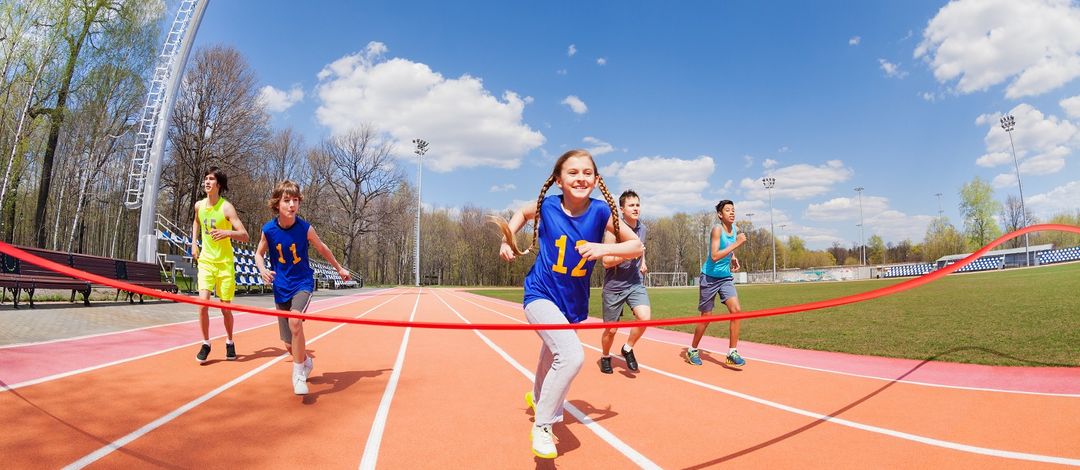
[0,247,91,308]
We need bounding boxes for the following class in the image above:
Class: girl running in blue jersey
[255,180,351,395]
[687,199,747,368]
[492,149,644,459]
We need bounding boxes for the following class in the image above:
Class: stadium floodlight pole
[762,177,777,282]
[935,192,944,217]
[413,139,429,287]
[1000,114,1029,266]
[855,186,865,265]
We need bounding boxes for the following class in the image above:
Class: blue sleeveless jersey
[524,195,611,323]
[702,224,737,279]
[262,217,315,304]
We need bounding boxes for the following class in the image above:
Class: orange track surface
[3,288,1078,469]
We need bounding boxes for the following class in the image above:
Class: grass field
[468,262,1080,367]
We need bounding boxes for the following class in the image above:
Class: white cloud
[556,69,567,76]
[763,158,778,169]
[722,180,733,191]
[804,196,889,222]
[915,0,1080,98]
[567,44,577,57]
[1062,95,1080,118]
[740,160,854,200]
[597,57,607,66]
[315,42,545,172]
[878,58,908,78]
[257,84,304,113]
[865,210,937,243]
[920,91,938,102]
[561,95,588,114]
[849,36,861,46]
[603,156,715,215]
[1026,180,1080,219]
[582,136,614,156]
[777,146,790,153]
[974,103,1078,186]
[490,183,516,192]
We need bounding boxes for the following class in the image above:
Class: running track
[2,288,1078,469]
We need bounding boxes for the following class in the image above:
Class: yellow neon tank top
[198,197,234,265]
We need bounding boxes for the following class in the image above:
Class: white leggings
[525,299,585,427]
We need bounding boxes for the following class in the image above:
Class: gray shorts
[602,283,651,322]
[277,290,312,343]
[698,274,737,313]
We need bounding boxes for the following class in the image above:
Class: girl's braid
[596,175,620,238]
[529,175,557,253]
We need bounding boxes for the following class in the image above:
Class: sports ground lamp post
[413,139,429,287]
[762,177,777,283]
[855,186,866,265]
[1000,114,1029,266]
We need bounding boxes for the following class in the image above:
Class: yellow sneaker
[524,391,536,413]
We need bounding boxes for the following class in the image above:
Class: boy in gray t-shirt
[599,190,652,374]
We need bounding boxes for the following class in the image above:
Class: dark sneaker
[225,342,237,361]
[599,356,613,374]
[196,343,211,363]
[621,346,639,372]
[726,350,746,367]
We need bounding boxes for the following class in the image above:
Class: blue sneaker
[726,350,746,367]
[686,349,702,366]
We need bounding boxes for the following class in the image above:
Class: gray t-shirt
[603,221,647,292]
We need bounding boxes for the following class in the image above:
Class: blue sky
[183,0,1080,249]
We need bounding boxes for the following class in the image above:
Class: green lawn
[467,262,1080,367]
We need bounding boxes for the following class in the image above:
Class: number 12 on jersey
[551,235,587,277]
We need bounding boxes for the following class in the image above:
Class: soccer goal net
[645,272,689,287]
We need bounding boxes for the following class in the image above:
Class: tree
[29,0,158,247]
[922,217,967,263]
[999,194,1033,249]
[311,125,402,267]
[959,176,1002,249]
[867,234,886,265]
[163,45,269,227]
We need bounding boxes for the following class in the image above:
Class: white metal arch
[125,0,209,263]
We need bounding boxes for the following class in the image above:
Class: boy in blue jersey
[687,200,747,368]
[493,149,643,460]
[255,180,351,395]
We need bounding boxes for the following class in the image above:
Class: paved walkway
[0,288,376,346]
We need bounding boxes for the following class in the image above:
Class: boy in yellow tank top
[192,167,249,363]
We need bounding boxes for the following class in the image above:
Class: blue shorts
[698,274,737,313]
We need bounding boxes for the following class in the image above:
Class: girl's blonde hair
[268,180,303,214]
[490,149,619,256]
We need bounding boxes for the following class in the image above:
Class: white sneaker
[293,371,309,395]
[531,425,557,459]
[302,356,313,379]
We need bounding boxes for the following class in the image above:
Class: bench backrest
[69,253,123,279]
[12,247,76,278]
[125,260,164,282]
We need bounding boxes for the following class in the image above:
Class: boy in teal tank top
[687,200,747,368]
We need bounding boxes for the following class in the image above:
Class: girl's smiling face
[556,154,597,201]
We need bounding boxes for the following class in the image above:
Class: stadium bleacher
[883,263,935,278]
[1037,246,1080,265]
[953,255,1004,273]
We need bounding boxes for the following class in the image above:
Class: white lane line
[2,290,392,391]
[455,291,1080,397]
[432,291,661,470]
[447,291,1080,467]
[359,290,420,470]
[1,288,390,349]
[63,292,405,470]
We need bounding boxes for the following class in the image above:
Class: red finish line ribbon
[1,224,1077,330]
